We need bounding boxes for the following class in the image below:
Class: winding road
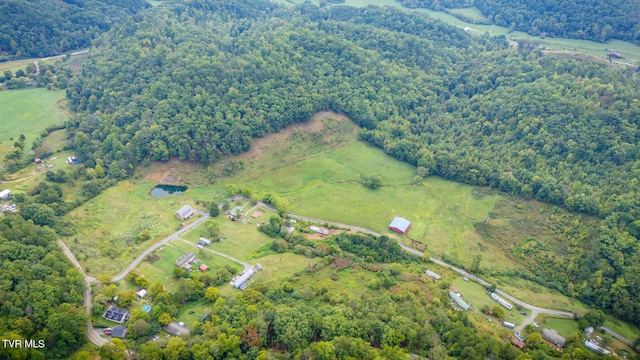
[112,211,210,282]
[57,240,107,347]
[57,196,635,348]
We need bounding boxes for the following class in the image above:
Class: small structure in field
[584,340,610,355]
[198,237,212,246]
[542,328,566,348]
[449,291,470,311]
[230,268,256,290]
[111,325,128,338]
[309,225,329,235]
[502,321,515,329]
[34,158,42,164]
[608,52,621,59]
[0,189,11,200]
[286,226,295,234]
[136,289,148,298]
[425,270,441,280]
[199,264,209,272]
[164,321,190,336]
[490,292,513,310]
[103,306,130,324]
[255,263,262,271]
[175,252,199,270]
[175,205,196,220]
[229,206,243,218]
[389,217,411,234]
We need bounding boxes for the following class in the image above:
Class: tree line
[0,0,149,60]
[395,0,640,45]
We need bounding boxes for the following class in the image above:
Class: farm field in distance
[0,88,67,159]
[274,0,640,65]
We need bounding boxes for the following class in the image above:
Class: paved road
[112,211,210,282]
[57,240,108,347]
[2,49,89,65]
[177,238,252,269]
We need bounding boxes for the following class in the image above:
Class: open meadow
[0,88,67,158]
[64,180,205,276]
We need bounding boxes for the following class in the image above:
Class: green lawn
[542,316,581,338]
[176,301,211,328]
[182,217,276,262]
[252,253,317,283]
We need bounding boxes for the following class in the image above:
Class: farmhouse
[389,217,411,234]
[542,328,566,348]
[164,321,191,336]
[175,205,196,220]
[229,206,243,218]
[584,340,610,355]
[111,325,128,338]
[103,306,130,324]
[198,237,212,246]
[490,292,513,310]
[309,225,329,235]
[0,189,12,200]
[449,291,470,311]
[175,252,199,270]
[230,268,256,290]
[425,270,441,280]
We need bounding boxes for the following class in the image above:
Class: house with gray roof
[175,205,196,220]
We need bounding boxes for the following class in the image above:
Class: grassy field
[182,215,276,262]
[540,316,581,338]
[492,277,590,313]
[0,88,67,151]
[447,7,489,23]
[65,180,206,276]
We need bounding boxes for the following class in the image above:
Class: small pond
[150,184,187,198]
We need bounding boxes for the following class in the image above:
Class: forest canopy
[398,0,640,45]
[474,0,640,44]
[65,0,640,325]
[0,0,149,60]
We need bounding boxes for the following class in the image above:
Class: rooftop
[164,321,191,336]
[103,306,129,323]
[389,217,411,232]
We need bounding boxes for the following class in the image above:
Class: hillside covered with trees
[0,215,87,359]
[398,0,640,45]
[474,0,640,44]
[0,0,149,60]
[64,0,640,328]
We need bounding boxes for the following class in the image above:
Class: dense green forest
[0,215,87,359]
[64,0,640,327]
[474,0,640,44]
[399,0,640,45]
[0,0,149,60]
